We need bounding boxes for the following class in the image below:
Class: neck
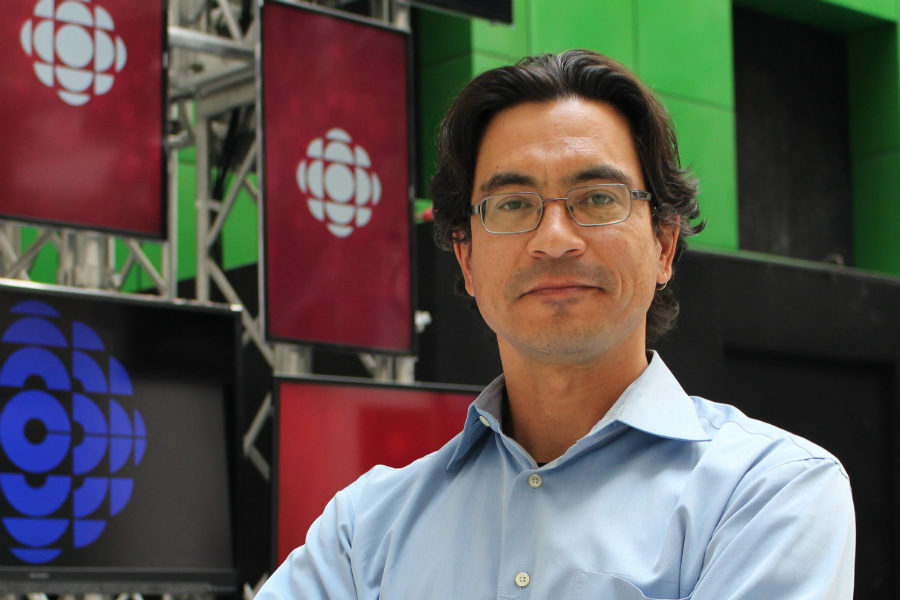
[498,342,649,464]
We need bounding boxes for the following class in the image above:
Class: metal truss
[0,205,179,298]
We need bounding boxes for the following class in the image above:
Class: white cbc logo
[20,0,127,107]
[296,128,382,239]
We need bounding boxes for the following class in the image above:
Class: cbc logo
[296,128,382,239]
[0,300,145,564]
[19,0,128,107]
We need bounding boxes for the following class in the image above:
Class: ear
[656,217,680,287]
[452,238,476,297]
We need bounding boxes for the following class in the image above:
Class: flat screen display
[0,0,166,237]
[274,377,478,563]
[261,1,413,352]
[0,281,239,593]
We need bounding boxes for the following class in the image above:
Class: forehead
[473,98,644,193]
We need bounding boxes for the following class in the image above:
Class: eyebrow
[564,166,636,189]
[479,172,537,194]
[478,165,637,196]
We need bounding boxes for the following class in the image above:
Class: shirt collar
[445,351,710,470]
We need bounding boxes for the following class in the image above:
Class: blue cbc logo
[0,300,146,564]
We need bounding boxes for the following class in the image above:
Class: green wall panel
[176,161,198,281]
[663,94,739,251]
[851,150,900,275]
[416,9,471,66]
[824,0,894,20]
[471,0,530,60]
[416,54,473,192]
[411,0,900,277]
[471,51,515,74]
[222,173,259,269]
[529,0,635,65]
[21,227,57,283]
[847,25,900,159]
[636,0,734,108]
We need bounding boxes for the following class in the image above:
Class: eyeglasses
[469,183,653,234]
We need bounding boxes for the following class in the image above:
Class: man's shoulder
[689,395,848,478]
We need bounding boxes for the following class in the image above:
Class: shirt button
[478,415,491,427]
[528,473,543,489]
[515,571,531,588]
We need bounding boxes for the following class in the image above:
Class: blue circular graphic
[0,300,146,564]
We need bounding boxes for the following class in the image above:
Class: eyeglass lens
[481,184,631,233]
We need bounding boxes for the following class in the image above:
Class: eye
[494,195,536,211]
[579,191,616,207]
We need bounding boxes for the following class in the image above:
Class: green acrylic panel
[415,8,471,66]
[822,0,895,20]
[417,54,474,191]
[530,0,635,66]
[177,161,198,281]
[177,145,196,167]
[636,0,734,108]
[851,151,900,275]
[113,238,142,292]
[222,173,259,269]
[847,25,900,160]
[471,50,514,74]
[662,94,739,251]
[470,0,530,60]
[21,226,57,283]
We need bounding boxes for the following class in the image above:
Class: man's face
[453,98,678,366]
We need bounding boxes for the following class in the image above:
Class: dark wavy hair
[428,49,703,341]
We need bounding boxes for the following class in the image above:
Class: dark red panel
[275,380,474,563]
[262,3,412,351]
[0,0,165,237]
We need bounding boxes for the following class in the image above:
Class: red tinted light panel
[274,379,476,563]
[261,2,412,351]
[0,0,166,237]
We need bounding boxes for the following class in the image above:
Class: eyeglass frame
[468,183,654,234]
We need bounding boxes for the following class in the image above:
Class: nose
[525,198,587,259]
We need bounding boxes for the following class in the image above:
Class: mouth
[507,259,611,304]
[521,281,600,298]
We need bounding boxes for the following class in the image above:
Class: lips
[506,259,611,302]
[522,280,598,297]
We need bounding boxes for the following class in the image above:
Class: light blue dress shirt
[259,353,855,599]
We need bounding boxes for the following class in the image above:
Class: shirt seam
[697,415,849,480]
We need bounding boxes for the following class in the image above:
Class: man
[258,50,855,599]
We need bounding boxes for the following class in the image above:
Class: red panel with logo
[261,2,412,352]
[274,378,476,563]
[0,0,165,237]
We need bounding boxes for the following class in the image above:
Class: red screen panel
[275,379,476,563]
[0,0,166,237]
[261,3,412,351]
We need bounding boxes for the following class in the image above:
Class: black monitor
[0,280,240,593]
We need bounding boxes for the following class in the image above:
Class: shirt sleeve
[255,485,359,600]
[692,457,855,600]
